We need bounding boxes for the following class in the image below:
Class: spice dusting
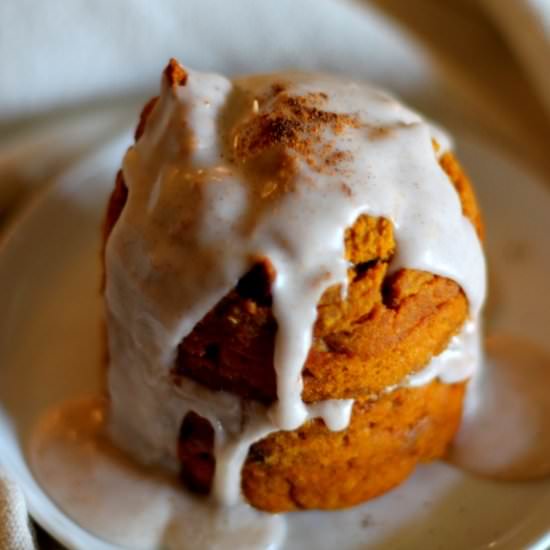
[232,89,361,181]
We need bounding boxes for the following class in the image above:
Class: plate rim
[2,78,550,550]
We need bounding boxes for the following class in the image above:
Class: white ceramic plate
[2,0,550,547]
[1,127,550,549]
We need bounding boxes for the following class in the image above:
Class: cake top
[105,59,486,432]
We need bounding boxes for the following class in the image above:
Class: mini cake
[103,59,486,512]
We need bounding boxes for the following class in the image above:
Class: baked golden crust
[242,381,465,511]
[104,92,484,512]
[171,149,480,403]
[173,260,468,403]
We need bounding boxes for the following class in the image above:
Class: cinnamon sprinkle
[232,90,361,178]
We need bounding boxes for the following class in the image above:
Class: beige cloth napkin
[0,469,35,549]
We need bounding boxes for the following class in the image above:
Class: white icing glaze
[108,331,354,504]
[29,322,481,549]
[104,63,486,508]
[405,320,481,387]
[304,399,355,432]
[29,397,286,550]
[211,398,354,507]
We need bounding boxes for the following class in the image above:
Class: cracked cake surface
[103,59,486,512]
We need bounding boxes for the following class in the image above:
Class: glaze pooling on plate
[6,112,550,550]
[104,61,486,509]
[29,397,287,550]
[29,323,481,550]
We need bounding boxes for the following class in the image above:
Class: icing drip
[104,63,486,506]
[29,321,482,549]
[30,397,287,550]
[405,320,481,387]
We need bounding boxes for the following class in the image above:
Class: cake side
[104,150,481,404]
[102,60,486,512]
[242,382,466,511]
